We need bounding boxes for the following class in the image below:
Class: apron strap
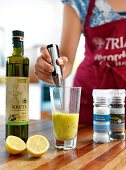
[84,0,96,27]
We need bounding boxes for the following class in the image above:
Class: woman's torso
[62,0,126,125]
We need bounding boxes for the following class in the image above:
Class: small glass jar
[109,89,125,141]
[92,89,110,143]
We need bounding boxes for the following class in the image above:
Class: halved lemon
[26,135,49,157]
[5,135,26,155]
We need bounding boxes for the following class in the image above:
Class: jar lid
[92,89,109,104]
[92,89,109,98]
[109,89,125,99]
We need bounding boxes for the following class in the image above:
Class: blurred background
[0,0,85,120]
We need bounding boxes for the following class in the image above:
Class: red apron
[73,0,126,125]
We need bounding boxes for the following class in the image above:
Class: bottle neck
[13,46,24,56]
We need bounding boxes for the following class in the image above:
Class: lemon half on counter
[5,135,26,155]
[26,135,50,157]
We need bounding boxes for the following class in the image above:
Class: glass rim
[50,86,82,89]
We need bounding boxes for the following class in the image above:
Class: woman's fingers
[36,55,54,72]
[35,55,54,83]
[57,56,68,75]
[35,46,68,84]
[35,64,51,76]
[35,64,54,84]
[56,56,68,66]
[35,67,54,84]
[35,47,54,83]
[40,47,52,63]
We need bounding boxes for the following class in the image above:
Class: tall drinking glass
[50,87,81,150]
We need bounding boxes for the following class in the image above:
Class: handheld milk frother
[47,44,63,87]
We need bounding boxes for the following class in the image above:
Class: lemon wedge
[26,135,49,157]
[5,135,26,155]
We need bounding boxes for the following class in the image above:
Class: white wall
[0,0,85,65]
[0,0,64,56]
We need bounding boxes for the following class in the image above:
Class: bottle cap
[12,30,24,47]
[92,89,109,105]
[109,89,125,104]
[109,89,125,98]
[12,30,24,37]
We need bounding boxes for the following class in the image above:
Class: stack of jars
[92,89,125,143]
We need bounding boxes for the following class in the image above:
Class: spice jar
[109,89,125,140]
[92,89,110,143]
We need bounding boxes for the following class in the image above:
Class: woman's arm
[35,4,82,84]
[59,4,82,78]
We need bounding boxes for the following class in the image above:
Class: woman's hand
[35,47,68,84]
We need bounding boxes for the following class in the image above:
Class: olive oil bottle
[6,30,29,142]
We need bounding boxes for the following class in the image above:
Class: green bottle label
[6,77,29,125]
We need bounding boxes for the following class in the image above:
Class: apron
[73,0,126,125]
